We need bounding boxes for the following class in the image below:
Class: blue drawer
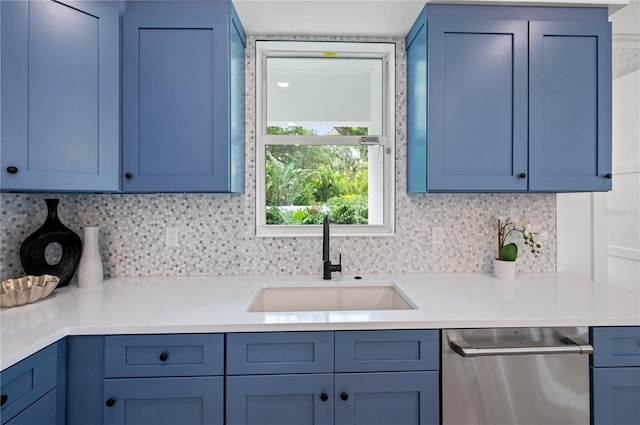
[227,332,334,375]
[335,330,439,372]
[104,334,223,378]
[1,344,57,423]
[591,327,640,368]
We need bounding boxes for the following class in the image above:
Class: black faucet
[323,214,342,280]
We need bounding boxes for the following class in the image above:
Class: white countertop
[2,272,639,370]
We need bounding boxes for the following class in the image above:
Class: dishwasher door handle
[448,335,593,357]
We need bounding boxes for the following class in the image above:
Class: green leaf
[292,210,305,223]
[500,243,518,261]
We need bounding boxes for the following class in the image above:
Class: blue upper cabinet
[122,1,245,193]
[406,5,612,193]
[1,0,120,192]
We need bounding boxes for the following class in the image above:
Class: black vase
[20,199,82,287]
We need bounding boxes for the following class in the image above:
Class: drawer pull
[340,392,349,401]
[1,394,8,406]
[159,352,169,362]
[320,393,329,402]
[106,398,116,407]
[6,166,18,174]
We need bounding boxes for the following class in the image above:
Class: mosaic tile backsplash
[0,36,557,280]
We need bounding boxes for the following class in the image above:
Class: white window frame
[255,41,395,238]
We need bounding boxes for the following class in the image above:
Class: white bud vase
[78,226,103,289]
[493,258,516,281]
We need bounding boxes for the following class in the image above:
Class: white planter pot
[493,259,516,281]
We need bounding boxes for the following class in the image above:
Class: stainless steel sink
[248,283,415,312]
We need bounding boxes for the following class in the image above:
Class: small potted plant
[494,215,548,280]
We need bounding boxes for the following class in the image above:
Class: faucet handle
[332,253,342,273]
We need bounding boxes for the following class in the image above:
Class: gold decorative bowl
[1,275,60,308]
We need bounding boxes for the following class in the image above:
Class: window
[256,41,395,237]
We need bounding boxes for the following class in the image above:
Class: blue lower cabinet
[591,368,640,425]
[103,376,223,425]
[68,334,225,425]
[0,343,61,425]
[226,374,334,425]
[226,330,440,425]
[101,334,225,425]
[591,327,640,425]
[226,371,439,425]
[4,390,57,425]
[335,372,439,425]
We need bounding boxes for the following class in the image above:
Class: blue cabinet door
[103,376,223,425]
[427,18,529,192]
[529,21,612,192]
[0,344,57,424]
[591,367,640,425]
[122,11,245,193]
[1,0,119,192]
[226,374,334,425]
[407,16,528,192]
[4,390,56,425]
[335,372,439,425]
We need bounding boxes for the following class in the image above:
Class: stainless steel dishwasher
[442,327,593,425]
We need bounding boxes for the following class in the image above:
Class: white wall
[557,193,599,281]
[557,2,640,291]
[608,69,640,291]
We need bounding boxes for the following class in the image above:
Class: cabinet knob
[159,352,169,362]
[320,393,329,402]
[518,172,527,179]
[105,398,116,407]
[1,394,8,407]
[604,173,612,179]
[6,166,18,174]
[125,172,133,179]
[340,392,349,401]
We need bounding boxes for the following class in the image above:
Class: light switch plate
[432,227,444,245]
[165,227,179,247]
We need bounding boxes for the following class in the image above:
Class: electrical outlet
[432,227,444,245]
[165,227,179,247]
